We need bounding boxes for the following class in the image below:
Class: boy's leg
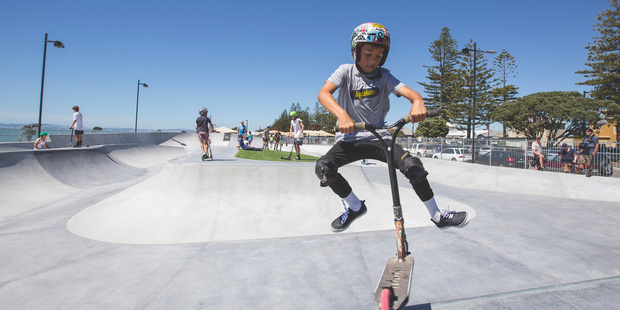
[392,143,469,228]
[316,141,373,231]
[294,138,303,160]
[75,131,83,146]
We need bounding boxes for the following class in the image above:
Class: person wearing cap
[577,128,599,177]
[559,143,577,173]
[33,132,50,150]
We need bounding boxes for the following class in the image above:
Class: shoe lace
[340,200,351,224]
[440,207,456,218]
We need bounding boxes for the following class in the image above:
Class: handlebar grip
[427,109,440,117]
[402,109,440,123]
[334,122,367,132]
[354,122,366,130]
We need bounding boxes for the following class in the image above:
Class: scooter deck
[374,256,414,310]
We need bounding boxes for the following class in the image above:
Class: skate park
[1,132,619,309]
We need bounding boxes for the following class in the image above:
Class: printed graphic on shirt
[350,87,380,100]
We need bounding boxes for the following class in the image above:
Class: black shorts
[74,130,84,135]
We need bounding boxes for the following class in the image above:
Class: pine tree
[417,27,461,122]
[576,0,620,137]
[491,50,519,138]
[576,0,620,103]
[310,102,337,132]
[457,39,498,138]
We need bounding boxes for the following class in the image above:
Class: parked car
[545,153,614,177]
[411,143,440,158]
[474,150,528,168]
[432,148,473,162]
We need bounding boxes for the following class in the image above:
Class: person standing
[69,106,84,147]
[237,121,247,150]
[274,130,282,150]
[532,137,545,171]
[196,107,214,160]
[578,128,599,177]
[262,126,270,150]
[289,111,304,160]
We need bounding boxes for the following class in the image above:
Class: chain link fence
[396,136,618,178]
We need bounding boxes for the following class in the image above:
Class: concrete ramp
[46,132,183,148]
[0,151,79,221]
[422,158,620,203]
[34,148,147,189]
[105,145,187,168]
[66,163,472,245]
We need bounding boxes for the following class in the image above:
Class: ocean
[0,128,45,143]
[0,128,140,143]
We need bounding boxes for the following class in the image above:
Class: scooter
[342,110,439,310]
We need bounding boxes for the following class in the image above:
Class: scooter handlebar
[336,109,440,132]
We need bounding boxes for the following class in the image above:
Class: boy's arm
[397,86,427,123]
[70,120,77,129]
[318,81,355,133]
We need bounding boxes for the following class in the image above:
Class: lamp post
[38,33,65,137]
[135,79,149,133]
[461,42,495,159]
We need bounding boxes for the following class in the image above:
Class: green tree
[415,118,449,138]
[418,27,462,121]
[491,50,519,138]
[309,102,337,132]
[493,91,606,140]
[93,126,103,132]
[457,39,499,138]
[576,0,620,138]
[271,109,289,131]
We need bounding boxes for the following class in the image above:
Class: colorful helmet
[199,107,208,116]
[40,131,48,136]
[290,111,298,117]
[351,22,391,67]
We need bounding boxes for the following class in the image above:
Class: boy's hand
[337,115,356,134]
[408,105,428,123]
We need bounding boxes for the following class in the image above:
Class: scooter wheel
[381,288,392,310]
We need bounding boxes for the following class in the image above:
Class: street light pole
[38,33,65,137]
[135,79,148,133]
[462,42,495,159]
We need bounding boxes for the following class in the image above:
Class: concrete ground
[0,132,619,309]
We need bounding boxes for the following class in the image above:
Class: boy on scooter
[316,22,470,231]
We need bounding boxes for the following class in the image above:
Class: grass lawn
[234,149,318,162]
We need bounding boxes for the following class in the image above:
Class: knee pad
[399,154,429,185]
[315,157,337,187]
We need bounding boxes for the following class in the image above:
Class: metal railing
[397,137,618,178]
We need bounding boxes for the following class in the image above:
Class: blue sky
[0,0,610,131]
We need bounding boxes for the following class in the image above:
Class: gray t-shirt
[327,64,405,142]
